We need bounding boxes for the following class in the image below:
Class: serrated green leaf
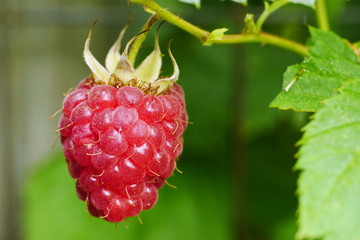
[296,82,360,240]
[308,27,358,61]
[270,28,360,112]
[271,64,335,112]
[271,28,360,240]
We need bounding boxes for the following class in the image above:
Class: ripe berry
[58,21,187,223]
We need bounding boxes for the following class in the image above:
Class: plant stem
[214,33,308,56]
[128,14,159,65]
[130,0,308,56]
[315,0,330,31]
[256,0,290,32]
[131,0,209,41]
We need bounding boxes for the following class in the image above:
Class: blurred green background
[1,0,359,239]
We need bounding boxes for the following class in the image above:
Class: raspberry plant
[52,0,360,238]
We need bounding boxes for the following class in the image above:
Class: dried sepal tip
[153,41,179,93]
[83,19,111,83]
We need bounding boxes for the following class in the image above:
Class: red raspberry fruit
[58,23,188,222]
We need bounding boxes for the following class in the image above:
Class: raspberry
[58,22,188,222]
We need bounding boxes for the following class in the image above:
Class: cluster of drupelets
[58,77,187,222]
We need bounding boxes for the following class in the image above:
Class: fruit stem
[315,0,330,31]
[129,0,308,57]
[128,14,160,66]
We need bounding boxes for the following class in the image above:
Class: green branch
[130,0,209,41]
[128,14,159,65]
[256,0,290,32]
[130,0,308,57]
[315,0,330,31]
[214,33,308,56]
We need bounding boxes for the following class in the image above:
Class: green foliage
[297,85,360,240]
[270,27,360,112]
[272,28,360,240]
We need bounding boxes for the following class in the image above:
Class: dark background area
[1,0,359,239]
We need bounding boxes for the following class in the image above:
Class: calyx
[83,22,179,95]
